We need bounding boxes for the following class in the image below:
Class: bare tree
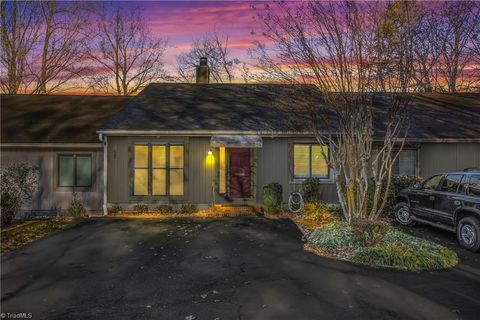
[30,1,90,94]
[253,1,422,222]
[175,31,240,83]
[87,4,166,95]
[435,1,479,92]
[0,1,41,94]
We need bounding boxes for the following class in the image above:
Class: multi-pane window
[58,154,92,187]
[293,144,329,179]
[133,144,184,196]
[392,149,417,176]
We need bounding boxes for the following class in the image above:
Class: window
[58,154,92,187]
[439,174,463,193]
[219,147,226,194]
[423,175,442,190]
[293,144,329,179]
[466,175,480,197]
[392,149,417,176]
[133,144,184,196]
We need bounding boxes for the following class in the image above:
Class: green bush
[108,205,123,215]
[303,202,333,223]
[0,164,39,224]
[367,175,420,217]
[308,221,356,251]
[67,194,87,218]
[133,204,149,212]
[351,230,458,270]
[351,219,390,247]
[263,183,283,214]
[302,178,322,203]
[180,204,198,214]
[156,205,174,214]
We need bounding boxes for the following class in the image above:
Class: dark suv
[394,169,480,252]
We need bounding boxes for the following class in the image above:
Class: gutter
[96,130,480,143]
[1,143,103,148]
[99,133,108,216]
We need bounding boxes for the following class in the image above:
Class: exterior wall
[107,136,221,208]
[0,147,104,213]
[418,143,480,178]
[106,136,480,208]
[256,137,338,204]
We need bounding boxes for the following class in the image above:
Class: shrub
[303,202,333,224]
[351,219,390,247]
[302,178,322,203]
[367,175,420,217]
[180,204,198,214]
[351,229,458,270]
[108,205,123,215]
[263,182,283,214]
[0,164,39,224]
[156,205,174,214]
[308,221,357,251]
[133,204,149,213]
[67,193,87,218]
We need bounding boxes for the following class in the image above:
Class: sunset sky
[126,1,264,73]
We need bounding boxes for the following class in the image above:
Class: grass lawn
[1,218,79,254]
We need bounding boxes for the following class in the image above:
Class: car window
[423,175,442,190]
[466,175,480,197]
[439,174,463,193]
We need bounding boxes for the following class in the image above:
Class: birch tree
[253,1,422,222]
[175,31,240,83]
[87,5,167,95]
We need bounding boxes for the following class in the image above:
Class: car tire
[457,216,480,252]
[394,202,416,226]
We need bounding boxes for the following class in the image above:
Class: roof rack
[463,168,480,172]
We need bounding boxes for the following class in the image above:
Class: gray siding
[419,143,480,178]
[256,137,338,204]
[106,136,480,207]
[1,147,104,212]
[107,136,220,207]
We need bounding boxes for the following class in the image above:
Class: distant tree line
[1,1,479,95]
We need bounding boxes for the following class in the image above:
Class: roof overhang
[211,135,263,148]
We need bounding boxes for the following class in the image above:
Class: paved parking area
[1,217,479,319]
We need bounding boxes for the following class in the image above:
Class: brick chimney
[196,57,210,84]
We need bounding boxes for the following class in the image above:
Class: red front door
[229,148,251,199]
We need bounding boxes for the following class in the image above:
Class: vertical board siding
[1,147,104,212]
[419,143,480,178]
[256,138,339,204]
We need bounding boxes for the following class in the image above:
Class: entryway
[228,148,251,199]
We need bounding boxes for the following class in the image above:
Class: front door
[229,148,251,199]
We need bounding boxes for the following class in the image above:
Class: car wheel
[394,202,416,226]
[457,216,480,252]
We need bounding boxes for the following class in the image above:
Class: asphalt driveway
[1,217,479,320]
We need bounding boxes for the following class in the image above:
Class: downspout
[99,133,108,216]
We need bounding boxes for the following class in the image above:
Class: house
[2,62,480,215]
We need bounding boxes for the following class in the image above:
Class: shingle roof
[100,83,480,141]
[1,94,132,143]
[100,84,308,133]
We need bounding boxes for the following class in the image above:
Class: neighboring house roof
[1,94,132,144]
[99,83,480,141]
